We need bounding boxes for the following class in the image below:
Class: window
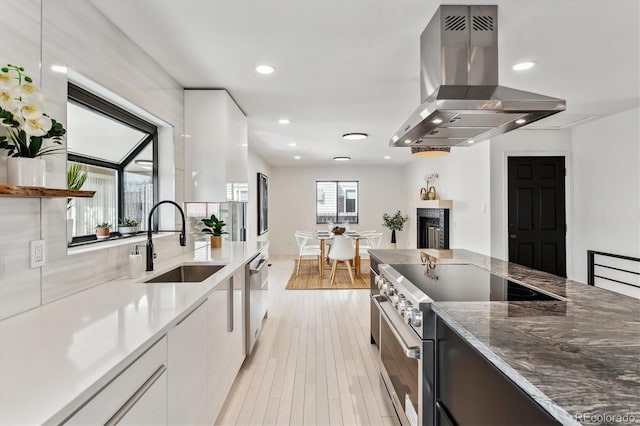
[226,182,249,202]
[67,83,158,243]
[316,181,359,224]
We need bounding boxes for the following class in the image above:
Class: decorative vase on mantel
[390,229,397,250]
[7,157,46,187]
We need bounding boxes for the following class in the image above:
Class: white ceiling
[91,0,640,166]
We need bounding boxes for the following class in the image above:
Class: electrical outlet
[30,240,45,268]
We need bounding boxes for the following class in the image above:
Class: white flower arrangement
[0,64,66,158]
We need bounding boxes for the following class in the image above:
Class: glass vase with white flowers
[0,64,66,186]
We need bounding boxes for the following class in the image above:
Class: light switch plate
[30,240,45,268]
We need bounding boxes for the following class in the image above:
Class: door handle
[509,234,517,239]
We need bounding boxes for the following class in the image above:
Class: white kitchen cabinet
[184,89,248,202]
[207,267,246,424]
[64,336,167,425]
[168,300,208,426]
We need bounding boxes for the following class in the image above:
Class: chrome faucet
[146,200,186,271]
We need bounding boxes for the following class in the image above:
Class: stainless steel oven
[374,295,425,425]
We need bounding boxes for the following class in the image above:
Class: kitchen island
[370,249,640,426]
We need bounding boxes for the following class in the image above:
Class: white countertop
[0,240,267,425]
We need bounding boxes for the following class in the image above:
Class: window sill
[67,232,175,256]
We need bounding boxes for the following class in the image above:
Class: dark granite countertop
[369,249,640,426]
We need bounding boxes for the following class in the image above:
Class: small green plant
[96,222,111,229]
[382,210,409,231]
[66,163,88,209]
[118,218,139,227]
[201,214,228,236]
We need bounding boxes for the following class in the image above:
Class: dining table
[315,231,364,279]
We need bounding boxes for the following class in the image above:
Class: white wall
[0,0,186,319]
[269,165,407,255]
[247,148,271,245]
[489,129,573,262]
[404,143,492,255]
[570,108,640,282]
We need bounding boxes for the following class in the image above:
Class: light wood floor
[216,256,398,426]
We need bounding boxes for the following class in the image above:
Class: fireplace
[417,208,449,249]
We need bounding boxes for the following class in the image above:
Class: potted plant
[0,64,66,187]
[201,214,227,248]
[66,163,87,244]
[95,223,111,240]
[118,218,139,235]
[382,210,409,249]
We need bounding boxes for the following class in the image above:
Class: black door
[508,156,566,277]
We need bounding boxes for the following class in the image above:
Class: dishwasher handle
[249,257,268,274]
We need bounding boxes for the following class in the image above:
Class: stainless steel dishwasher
[245,252,269,355]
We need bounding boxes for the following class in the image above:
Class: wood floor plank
[217,257,396,426]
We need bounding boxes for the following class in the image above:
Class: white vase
[7,157,46,187]
[67,218,74,244]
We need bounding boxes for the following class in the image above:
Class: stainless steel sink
[144,264,226,283]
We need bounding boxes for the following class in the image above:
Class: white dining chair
[359,232,383,258]
[294,232,321,276]
[328,236,355,286]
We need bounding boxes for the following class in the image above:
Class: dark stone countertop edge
[432,306,581,426]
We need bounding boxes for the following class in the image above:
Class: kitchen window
[67,83,158,244]
[316,181,359,224]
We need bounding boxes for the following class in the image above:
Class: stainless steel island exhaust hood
[390,5,566,151]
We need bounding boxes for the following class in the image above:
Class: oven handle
[372,295,421,360]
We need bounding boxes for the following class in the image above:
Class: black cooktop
[390,263,560,303]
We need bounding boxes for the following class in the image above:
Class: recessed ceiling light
[134,159,153,167]
[515,118,527,124]
[384,155,391,159]
[294,155,301,160]
[288,143,296,147]
[333,156,351,161]
[404,140,412,144]
[342,132,368,140]
[241,143,248,147]
[256,64,275,74]
[513,61,536,71]
[50,65,67,74]
[432,118,443,124]
[467,139,476,144]
[182,134,192,138]
[278,119,290,124]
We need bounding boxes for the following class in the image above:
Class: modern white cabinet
[207,267,246,424]
[64,337,168,425]
[184,89,248,202]
[168,300,208,425]
[64,263,248,426]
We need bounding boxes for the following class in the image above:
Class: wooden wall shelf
[0,185,95,198]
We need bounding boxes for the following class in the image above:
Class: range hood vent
[390,5,566,149]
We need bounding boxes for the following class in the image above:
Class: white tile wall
[0,199,42,319]
[0,0,186,318]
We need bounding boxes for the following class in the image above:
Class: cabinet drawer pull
[227,277,234,332]
[105,364,166,426]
